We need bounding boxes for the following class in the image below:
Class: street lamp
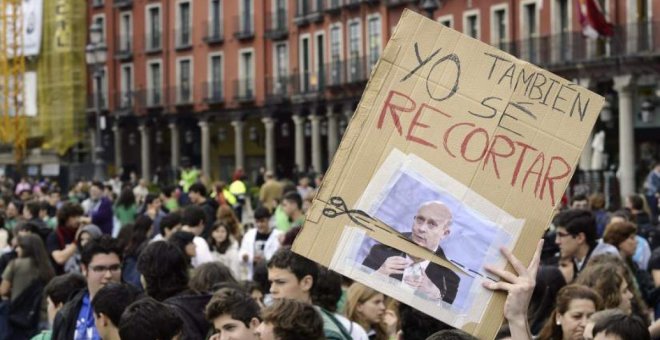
[419,0,440,19]
[86,22,108,181]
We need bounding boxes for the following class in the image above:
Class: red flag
[577,0,614,39]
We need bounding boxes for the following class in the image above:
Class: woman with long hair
[121,215,153,288]
[537,284,602,340]
[216,204,242,242]
[575,263,634,315]
[1,234,55,299]
[114,187,138,227]
[208,221,241,279]
[345,282,392,340]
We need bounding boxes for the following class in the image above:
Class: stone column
[112,123,123,173]
[613,75,636,199]
[292,114,306,172]
[310,114,322,172]
[262,117,276,173]
[199,120,211,179]
[138,124,151,182]
[326,106,339,163]
[169,122,180,169]
[231,119,245,170]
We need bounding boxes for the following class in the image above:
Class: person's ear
[300,274,314,292]
[576,232,587,244]
[81,264,88,276]
[249,317,260,329]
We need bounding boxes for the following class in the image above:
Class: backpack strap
[318,307,353,340]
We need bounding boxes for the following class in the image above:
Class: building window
[93,15,105,43]
[329,24,342,85]
[119,12,132,52]
[94,67,108,108]
[239,50,254,99]
[274,43,288,92]
[209,55,223,100]
[209,0,222,37]
[241,0,253,34]
[300,35,311,92]
[148,61,162,106]
[120,64,133,108]
[348,20,361,82]
[522,2,538,62]
[464,12,479,39]
[146,6,161,50]
[491,7,507,48]
[438,15,453,28]
[178,1,192,47]
[367,15,382,70]
[178,59,192,103]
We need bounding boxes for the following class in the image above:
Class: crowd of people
[0,163,657,340]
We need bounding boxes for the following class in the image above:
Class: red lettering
[443,122,474,158]
[540,156,571,207]
[377,90,416,135]
[460,128,489,163]
[510,142,537,186]
[522,153,545,196]
[406,104,450,148]
[483,134,515,179]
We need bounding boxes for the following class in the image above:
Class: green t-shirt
[274,205,291,232]
[30,330,52,340]
[114,204,138,227]
[2,258,40,301]
[164,198,179,212]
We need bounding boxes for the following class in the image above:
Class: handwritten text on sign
[377,43,591,207]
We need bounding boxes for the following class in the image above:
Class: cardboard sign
[292,9,602,339]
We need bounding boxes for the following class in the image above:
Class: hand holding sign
[377,256,413,275]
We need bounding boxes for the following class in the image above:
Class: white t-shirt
[335,313,369,340]
[191,236,214,267]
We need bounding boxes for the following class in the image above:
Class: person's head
[241,281,266,308]
[205,289,261,340]
[23,200,40,220]
[16,234,55,282]
[588,194,605,211]
[264,171,274,180]
[345,283,387,337]
[411,201,452,251]
[571,194,589,210]
[117,187,136,207]
[181,205,206,236]
[398,303,451,340]
[609,210,632,224]
[38,201,50,219]
[625,194,644,212]
[160,212,182,239]
[78,224,103,248]
[553,209,597,258]
[603,222,637,258]
[137,241,189,301]
[81,235,123,298]
[267,247,318,303]
[253,207,272,234]
[169,231,196,259]
[190,262,237,294]
[575,264,633,314]
[298,177,310,187]
[92,283,141,339]
[57,202,84,230]
[210,221,233,253]
[592,313,650,340]
[538,284,602,340]
[16,221,40,237]
[426,330,478,340]
[582,309,626,340]
[44,273,86,325]
[90,181,104,201]
[281,192,302,218]
[119,297,183,340]
[188,183,207,204]
[5,200,20,218]
[161,185,175,199]
[256,299,324,340]
[311,267,342,313]
[125,215,153,256]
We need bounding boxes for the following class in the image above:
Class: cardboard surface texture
[292,9,602,339]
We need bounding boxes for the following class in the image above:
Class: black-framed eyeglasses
[90,264,121,273]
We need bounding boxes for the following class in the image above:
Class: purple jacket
[91,197,114,235]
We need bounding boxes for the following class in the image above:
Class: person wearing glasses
[52,235,123,340]
[362,201,460,304]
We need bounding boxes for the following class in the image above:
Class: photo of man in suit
[362,201,460,304]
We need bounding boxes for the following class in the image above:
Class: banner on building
[37,0,86,154]
[292,9,603,339]
[3,0,43,57]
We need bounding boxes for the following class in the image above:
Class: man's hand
[406,272,442,301]
[377,256,412,276]
[483,239,543,340]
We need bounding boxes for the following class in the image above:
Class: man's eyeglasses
[414,215,443,229]
[90,264,121,273]
[555,231,575,239]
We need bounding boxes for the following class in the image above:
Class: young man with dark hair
[52,235,123,340]
[188,182,217,237]
[255,299,324,340]
[267,248,368,339]
[592,314,650,340]
[280,192,305,246]
[47,202,85,274]
[30,273,87,340]
[161,185,180,212]
[205,289,261,340]
[180,205,213,267]
[92,283,141,340]
[119,297,183,340]
[553,209,617,279]
[86,181,114,235]
[571,194,589,210]
[143,193,166,238]
[152,212,182,242]
[240,207,282,280]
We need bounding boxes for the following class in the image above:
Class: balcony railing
[295,0,324,26]
[385,0,415,6]
[326,60,345,87]
[346,56,368,83]
[176,85,193,105]
[145,88,163,108]
[204,20,224,44]
[175,27,193,49]
[292,70,326,97]
[344,0,360,8]
[265,76,292,103]
[233,78,255,102]
[92,0,104,8]
[326,0,342,14]
[145,31,162,52]
[234,15,255,40]
[265,10,288,40]
[203,81,224,104]
[114,91,134,111]
[114,35,132,60]
[113,0,132,8]
[86,92,108,111]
